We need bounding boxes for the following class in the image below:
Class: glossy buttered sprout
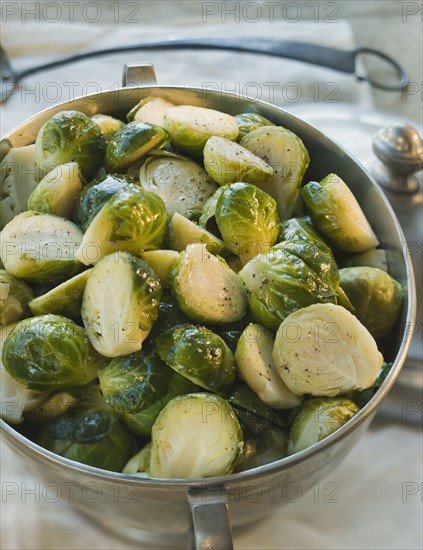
[0,103,402,478]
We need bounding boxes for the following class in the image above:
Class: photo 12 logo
[1,2,141,24]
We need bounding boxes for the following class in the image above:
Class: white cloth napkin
[1,18,421,550]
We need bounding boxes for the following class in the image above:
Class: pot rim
[0,84,416,488]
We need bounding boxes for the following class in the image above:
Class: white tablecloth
[1,16,422,550]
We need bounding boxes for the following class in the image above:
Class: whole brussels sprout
[235,324,302,409]
[302,174,379,253]
[235,428,287,472]
[28,269,91,319]
[0,269,34,324]
[147,291,190,342]
[91,114,125,142]
[75,185,167,266]
[203,136,273,186]
[127,96,174,126]
[74,173,135,231]
[339,267,403,338]
[27,162,83,219]
[240,239,339,324]
[105,122,168,172]
[170,243,247,324]
[273,303,384,397]
[150,393,243,478]
[1,144,43,230]
[35,110,107,180]
[37,386,133,472]
[98,350,196,415]
[163,105,239,155]
[82,252,162,358]
[2,315,103,391]
[0,211,83,284]
[288,398,359,454]
[122,367,198,437]
[215,182,280,264]
[0,323,47,424]
[234,112,275,139]
[240,126,310,220]
[156,324,237,394]
[140,154,218,220]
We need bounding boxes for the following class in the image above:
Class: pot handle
[122,63,157,87]
[188,486,234,550]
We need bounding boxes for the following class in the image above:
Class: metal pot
[0,64,416,550]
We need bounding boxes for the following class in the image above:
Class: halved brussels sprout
[228,384,290,434]
[122,367,197,437]
[82,252,162,358]
[75,185,167,266]
[273,303,384,397]
[168,212,225,255]
[240,240,339,324]
[35,110,106,179]
[203,136,273,186]
[141,250,179,289]
[127,96,174,125]
[302,174,379,253]
[281,216,326,246]
[2,315,102,391]
[105,122,168,172]
[339,267,403,338]
[0,211,83,284]
[27,162,83,218]
[240,126,310,220]
[163,105,239,155]
[123,442,152,476]
[0,269,34,324]
[139,154,218,219]
[156,325,236,394]
[0,323,47,424]
[235,428,287,472]
[288,398,359,454]
[28,269,91,319]
[215,182,280,264]
[170,243,247,324]
[343,248,388,272]
[37,386,133,472]
[25,391,78,423]
[74,173,135,231]
[1,144,43,229]
[91,114,125,142]
[234,113,275,139]
[150,393,243,478]
[98,350,195,415]
[235,324,302,409]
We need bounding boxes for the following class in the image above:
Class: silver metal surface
[372,123,423,193]
[122,63,157,87]
[287,103,422,424]
[0,76,416,549]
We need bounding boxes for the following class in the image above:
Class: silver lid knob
[372,123,423,193]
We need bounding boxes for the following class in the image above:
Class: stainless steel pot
[0,64,416,550]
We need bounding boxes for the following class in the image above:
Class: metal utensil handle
[188,486,234,550]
